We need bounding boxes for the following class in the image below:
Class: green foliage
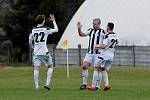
[3,0,67,46]
[38,0,67,44]
[3,0,67,62]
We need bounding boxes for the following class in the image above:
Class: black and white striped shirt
[85,28,106,54]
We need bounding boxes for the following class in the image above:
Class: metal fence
[0,40,12,66]
[47,45,150,67]
[1,44,150,67]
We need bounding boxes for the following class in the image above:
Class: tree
[3,0,67,62]
[39,0,67,44]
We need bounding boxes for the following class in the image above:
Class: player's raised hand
[49,14,55,22]
[77,22,82,29]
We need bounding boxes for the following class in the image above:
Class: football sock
[82,69,89,85]
[45,68,53,86]
[92,71,101,88]
[34,70,39,88]
[102,70,109,86]
[96,72,102,88]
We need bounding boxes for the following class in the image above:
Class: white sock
[82,69,89,85]
[45,68,53,86]
[34,70,39,88]
[92,71,101,88]
[102,70,109,86]
[96,72,102,88]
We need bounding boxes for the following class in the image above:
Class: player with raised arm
[29,14,58,90]
[77,18,105,90]
[87,22,118,91]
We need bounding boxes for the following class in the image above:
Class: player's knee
[48,65,53,68]
[82,64,89,70]
[95,67,101,72]
[98,67,101,72]
[101,67,105,71]
[82,66,88,70]
[82,62,90,70]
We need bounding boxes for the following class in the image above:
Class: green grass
[0,66,150,100]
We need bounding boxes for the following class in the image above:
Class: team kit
[29,14,118,91]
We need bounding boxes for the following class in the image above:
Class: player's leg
[34,67,40,90]
[87,67,102,91]
[44,65,53,90]
[101,69,110,90]
[44,53,53,90]
[93,67,102,88]
[79,53,92,90]
[79,61,90,90]
[33,55,41,90]
[87,57,103,91]
[92,54,102,89]
[101,60,112,91]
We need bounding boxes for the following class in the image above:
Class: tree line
[1,0,84,62]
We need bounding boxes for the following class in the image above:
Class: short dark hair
[36,15,45,24]
[93,18,101,25]
[107,22,114,30]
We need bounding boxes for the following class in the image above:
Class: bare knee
[101,67,105,71]
[82,62,90,70]
[95,67,101,72]
[48,65,53,68]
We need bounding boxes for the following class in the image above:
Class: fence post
[132,45,135,67]
[78,44,81,66]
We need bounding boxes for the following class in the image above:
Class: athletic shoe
[103,85,111,91]
[44,86,51,91]
[79,84,87,90]
[86,86,99,91]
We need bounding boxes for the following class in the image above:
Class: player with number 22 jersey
[29,14,58,91]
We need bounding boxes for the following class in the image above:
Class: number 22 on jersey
[34,32,45,43]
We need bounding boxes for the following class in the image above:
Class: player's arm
[77,22,87,37]
[29,33,34,49]
[95,32,108,50]
[95,43,107,49]
[49,14,58,33]
[95,37,108,50]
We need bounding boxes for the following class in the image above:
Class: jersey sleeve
[103,35,109,45]
[46,27,52,35]
[49,21,58,33]
[29,33,34,49]
[99,30,106,43]
[46,21,58,35]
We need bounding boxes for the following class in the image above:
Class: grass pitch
[0,66,150,100]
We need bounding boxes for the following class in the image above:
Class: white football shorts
[33,52,53,67]
[94,56,112,71]
[83,53,98,66]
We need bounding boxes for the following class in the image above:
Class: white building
[57,0,150,48]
